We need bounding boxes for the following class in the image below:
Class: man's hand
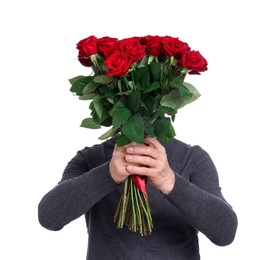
[109,141,146,184]
[109,136,175,194]
[124,136,175,194]
[109,144,129,184]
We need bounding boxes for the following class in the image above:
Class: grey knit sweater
[38,137,237,260]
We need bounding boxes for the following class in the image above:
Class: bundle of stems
[114,176,153,236]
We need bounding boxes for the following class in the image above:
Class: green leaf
[160,89,183,110]
[80,118,101,129]
[82,81,100,94]
[116,89,133,96]
[141,96,156,114]
[109,96,126,117]
[121,113,144,143]
[118,79,123,94]
[138,55,148,68]
[98,85,109,95]
[116,134,131,147]
[143,81,160,94]
[128,91,141,113]
[100,116,112,127]
[149,62,161,82]
[90,99,110,125]
[160,63,168,87]
[145,124,155,137]
[171,114,176,122]
[135,67,149,89]
[160,88,200,110]
[107,97,115,105]
[70,76,93,95]
[94,75,113,84]
[79,93,95,100]
[177,84,190,97]
[68,75,86,85]
[154,117,175,145]
[112,107,132,128]
[126,81,135,91]
[147,55,155,65]
[155,106,176,115]
[99,127,119,140]
[93,95,104,119]
[104,90,116,98]
[170,56,177,66]
[170,81,190,96]
[92,108,110,125]
[183,82,201,99]
[169,56,175,66]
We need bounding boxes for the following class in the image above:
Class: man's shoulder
[166,138,209,170]
[169,138,192,148]
[74,137,116,164]
[169,138,205,154]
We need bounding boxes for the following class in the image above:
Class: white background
[0,0,273,259]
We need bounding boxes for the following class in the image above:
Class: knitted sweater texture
[38,137,237,260]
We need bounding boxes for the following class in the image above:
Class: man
[38,135,238,259]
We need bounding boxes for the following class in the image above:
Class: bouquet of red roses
[69,35,207,236]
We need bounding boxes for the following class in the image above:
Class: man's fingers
[126,144,158,159]
[144,136,165,152]
[125,154,157,168]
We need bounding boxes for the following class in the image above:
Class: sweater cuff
[164,171,191,201]
[92,161,119,191]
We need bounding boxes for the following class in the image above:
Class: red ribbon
[133,175,148,197]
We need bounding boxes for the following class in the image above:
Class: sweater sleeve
[165,145,238,246]
[38,145,118,231]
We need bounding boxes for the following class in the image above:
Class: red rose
[142,35,164,56]
[162,36,190,59]
[78,51,92,67]
[97,37,118,58]
[117,37,146,63]
[105,51,132,78]
[180,50,208,74]
[76,35,98,57]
